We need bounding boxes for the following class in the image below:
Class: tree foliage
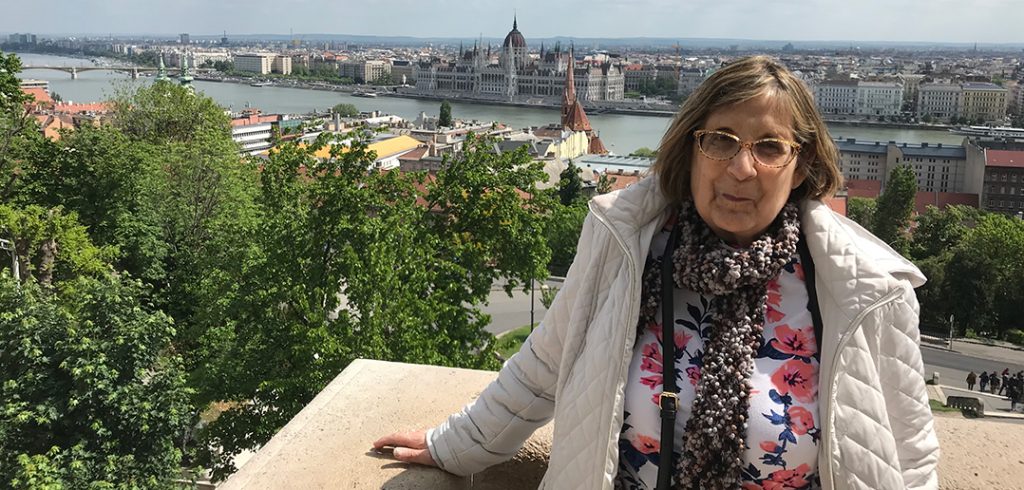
[629,147,658,158]
[0,274,191,489]
[558,160,583,206]
[193,133,552,478]
[846,197,876,231]
[438,100,453,127]
[873,165,917,253]
[332,102,359,117]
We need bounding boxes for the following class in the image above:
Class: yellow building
[308,135,422,170]
[960,82,1008,123]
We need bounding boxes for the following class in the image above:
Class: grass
[494,324,534,360]
[929,399,960,414]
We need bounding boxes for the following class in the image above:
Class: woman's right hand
[372,430,438,467]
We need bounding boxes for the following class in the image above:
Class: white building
[233,53,274,75]
[340,59,391,83]
[677,68,707,98]
[812,80,858,115]
[856,81,904,117]
[917,83,961,121]
[414,17,624,102]
[234,53,291,75]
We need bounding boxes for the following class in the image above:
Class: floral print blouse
[615,221,821,490]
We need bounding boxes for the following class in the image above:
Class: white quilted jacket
[427,176,940,489]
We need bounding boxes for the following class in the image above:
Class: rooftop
[986,150,1024,168]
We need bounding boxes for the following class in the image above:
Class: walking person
[966,371,977,391]
[980,371,990,392]
[999,371,1009,396]
[1010,378,1022,412]
[990,371,1001,395]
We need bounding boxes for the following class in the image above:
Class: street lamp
[0,238,18,286]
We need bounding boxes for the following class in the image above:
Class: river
[15,52,966,153]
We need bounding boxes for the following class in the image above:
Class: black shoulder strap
[797,233,824,351]
[657,224,680,490]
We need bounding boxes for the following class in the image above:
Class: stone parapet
[219,359,551,489]
[220,358,1018,489]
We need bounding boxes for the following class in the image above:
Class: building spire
[156,52,170,82]
[513,11,518,31]
[179,51,193,86]
[561,45,577,126]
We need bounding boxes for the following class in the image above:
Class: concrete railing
[220,358,1022,489]
[219,359,552,489]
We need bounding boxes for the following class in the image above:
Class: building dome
[502,17,526,49]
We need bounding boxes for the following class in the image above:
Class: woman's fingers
[372,431,438,467]
[392,447,437,466]
[373,430,427,450]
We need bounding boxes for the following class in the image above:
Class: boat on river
[250,81,273,87]
[352,91,378,98]
[949,125,1024,140]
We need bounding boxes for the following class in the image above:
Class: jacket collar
[589,175,926,320]
[800,199,926,322]
[588,175,669,240]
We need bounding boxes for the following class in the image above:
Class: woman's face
[689,94,806,247]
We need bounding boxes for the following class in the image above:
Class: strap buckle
[659,391,679,410]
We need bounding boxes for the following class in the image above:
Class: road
[482,286,1023,414]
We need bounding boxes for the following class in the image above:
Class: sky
[2,0,1022,44]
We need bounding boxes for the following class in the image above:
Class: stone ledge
[220,358,1022,489]
[219,359,551,489]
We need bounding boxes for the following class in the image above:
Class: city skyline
[2,0,1023,45]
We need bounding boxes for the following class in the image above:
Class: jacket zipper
[588,204,640,488]
[822,286,905,490]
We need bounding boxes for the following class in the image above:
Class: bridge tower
[131,67,139,80]
[70,66,78,80]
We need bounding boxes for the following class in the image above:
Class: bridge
[21,65,216,80]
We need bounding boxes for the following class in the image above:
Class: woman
[374,56,939,489]
[967,371,976,391]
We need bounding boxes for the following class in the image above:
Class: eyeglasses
[693,129,801,168]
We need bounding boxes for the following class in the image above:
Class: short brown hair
[651,55,842,204]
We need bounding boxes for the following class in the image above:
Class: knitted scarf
[637,200,801,489]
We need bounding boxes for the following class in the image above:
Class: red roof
[21,87,52,105]
[823,195,847,216]
[588,135,608,155]
[54,102,110,114]
[563,101,593,133]
[845,178,882,198]
[986,150,1024,169]
[231,114,280,126]
[913,192,978,214]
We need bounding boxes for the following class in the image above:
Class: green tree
[630,147,658,158]
[558,160,583,206]
[0,51,40,203]
[332,102,359,117]
[873,165,917,253]
[438,100,453,127]
[0,274,191,489]
[545,200,588,275]
[0,204,113,286]
[193,133,552,479]
[597,172,617,195]
[909,204,978,261]
[846,197,876,231]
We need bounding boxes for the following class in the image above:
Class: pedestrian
[980,371,990,392]
[966,371,977,391]
[1000,371,1010,396]
[1010,378,1022,412]
[990,371,1001,395]
[1002,368,1010,377]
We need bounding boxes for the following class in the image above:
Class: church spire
[156,52,170,82]
[513,12,518,31]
